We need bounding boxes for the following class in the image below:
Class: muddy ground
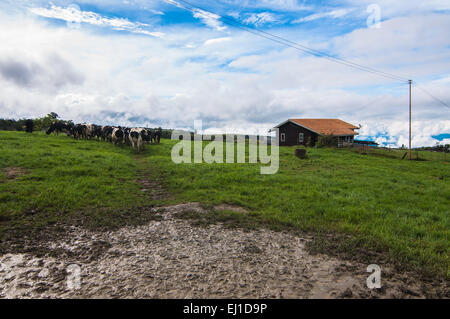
[0,203,447,299]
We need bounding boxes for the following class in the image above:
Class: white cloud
[357,119,450,148]
[192,8,227,31]
[292,8,353,23]
[220,0,311,12]
[339,0,450,18]
[29,4,165,38]
[243,12,277,26]
[0,8,449,146]
[204,37,232,46]
[227,11,240,19]
[150,9,165,16]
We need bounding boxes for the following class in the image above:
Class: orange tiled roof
[289,119,359,136]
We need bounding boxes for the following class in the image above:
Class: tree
[34,112,60,131]
[316,135,338,148]
[48,112,59,120]
[25,119,34,133]
[305,135,311,147]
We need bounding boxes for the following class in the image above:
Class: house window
[280,133,285,142]
[343,136,353,143]
[298,133,304,143]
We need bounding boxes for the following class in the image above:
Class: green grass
[0,131,449,278]
[0,131,148,224]
[350,146,449,162]
[145,139,450,278]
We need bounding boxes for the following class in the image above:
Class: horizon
[0,1,449,147]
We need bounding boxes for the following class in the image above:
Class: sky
[0,0,449,147]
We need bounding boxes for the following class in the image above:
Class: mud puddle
[0,203,446,298]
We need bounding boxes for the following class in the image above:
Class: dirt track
[0,203,446,299]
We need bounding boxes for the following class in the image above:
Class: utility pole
[409,79,412,160]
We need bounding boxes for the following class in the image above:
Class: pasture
[0,130,448,279]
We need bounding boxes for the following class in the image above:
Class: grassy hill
[0,131,448,278]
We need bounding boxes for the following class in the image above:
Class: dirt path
[0,203,446,299]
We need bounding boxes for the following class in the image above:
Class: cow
[153,127,162,144]
[111,127,124,146]
[92,124,103,140]
[147,127,161,144]
[101,126,114,142]
[46,122,71,135]
[140,128,152,144]
[83,124,96,139]
[77,124,87,139]
[71,124,83,139]
[123,127,131,145]
[129,128,145,152]
[63,122,75,137]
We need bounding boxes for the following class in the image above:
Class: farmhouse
[273,119,359,147]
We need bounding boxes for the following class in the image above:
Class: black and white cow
[140,128,152,144]
[123,127,131,145]
[71,124,83,139]
[46,122,71,136]
[111,127,124,146]
[46,121,160,151]
[101,126,114,142]
[92,124,102,140]
[153,127,162,144]
[129,128,146,152]
[84,124,96,139]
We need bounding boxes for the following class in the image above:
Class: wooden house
[272,119,359,147]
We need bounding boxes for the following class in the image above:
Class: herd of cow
[46,122,162,152]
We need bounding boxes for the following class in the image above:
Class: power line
[166,0,450,157]
[413,82,450,109]
[172,0,450,111]
[170,0,410,83]
[358,87,405,109]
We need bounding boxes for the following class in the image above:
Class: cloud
[29,4,165,38]
[0,54,84,90]
[150,9,165,16]
[192,8,227,31]
[164,0,227,31]
[243,12,277,26]
[220,0,311,12]
[0,5,449,146]
[357,119,450,148]
[227,11,240,19]
[339,0,450,18]
[204,37,232,46]
[292,8,353,23]
[0,59,41,87]
[330,14,450,75]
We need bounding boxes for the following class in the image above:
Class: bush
[33,112,59,131]
[294,148,307,159]
[305,135,315,147]
[25,119,34,133]
[316,135,338,148]
[0,118,27,131]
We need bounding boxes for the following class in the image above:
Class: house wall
[338,135,355,147]
[278,122,318,146]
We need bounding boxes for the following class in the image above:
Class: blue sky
[0,0,449,146]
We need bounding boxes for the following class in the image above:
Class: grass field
[350,145,449,162]
[0,131,449,278]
